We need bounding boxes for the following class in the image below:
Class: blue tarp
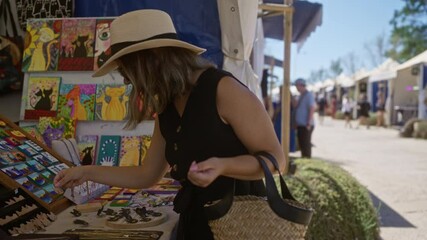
[263,0,323,42]
[74,0,223,68]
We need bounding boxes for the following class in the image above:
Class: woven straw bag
[205,151,313,240]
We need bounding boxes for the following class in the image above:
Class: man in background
[294,78,316,158]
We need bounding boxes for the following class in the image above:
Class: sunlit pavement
[290,116,427,240]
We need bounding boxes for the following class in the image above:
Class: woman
[356,93,370,129]
[376,89,386,127]
[341,95,353,128]
[54,9,285,239]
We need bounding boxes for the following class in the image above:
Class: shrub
[335,111,345,119]
[413,120,427,139]
[283,159,380,240]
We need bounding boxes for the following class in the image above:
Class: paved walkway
[291,117,427,240]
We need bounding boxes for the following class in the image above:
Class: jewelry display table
[44,205,178,240]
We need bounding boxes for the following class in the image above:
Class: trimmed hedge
[283,159,380,240]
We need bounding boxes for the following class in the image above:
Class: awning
[262,0,323,50]
[396,50,427,71]
[368,58,400,82]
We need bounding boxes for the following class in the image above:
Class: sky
[264,0,406,83]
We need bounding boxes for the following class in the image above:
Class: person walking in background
[356,93,371,129]
[342,95,353,128]
[330,94,337,119]
[376,88,386,127]
[316,93,328,125]
[294,78,316,158]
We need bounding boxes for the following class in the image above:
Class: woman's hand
[54,166,88,189]
[187,158,224,188]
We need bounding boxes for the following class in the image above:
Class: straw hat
[93,9,206,77]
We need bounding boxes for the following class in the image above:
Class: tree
[341,52,363,75]
[364,34,389,68]
[329,58,343,78]
[307,67,329,84]
[387,0,427,62]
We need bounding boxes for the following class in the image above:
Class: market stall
[393,50,427,125]
[368,59,399,125]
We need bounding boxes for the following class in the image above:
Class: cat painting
[119,136,141,167]
[57,84,96,120]
[58,18,95,71]
[72,35,89,57]
[42,125,64,148]
[77,135,98,165]
[95,85,131,121]
[22,19,61,72]
[24,76,61,120]
[81,146,94,165]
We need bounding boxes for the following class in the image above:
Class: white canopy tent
[368,58,400,125]
[394,50,427,120]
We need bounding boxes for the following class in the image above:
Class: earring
[136,92,143,112]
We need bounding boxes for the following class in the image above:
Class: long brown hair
[117,47,214,129]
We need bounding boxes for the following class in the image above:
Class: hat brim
[92,39,206,77]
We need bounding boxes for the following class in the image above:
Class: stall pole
[258,2,294,173]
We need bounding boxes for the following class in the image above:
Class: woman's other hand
[187,158,224,188]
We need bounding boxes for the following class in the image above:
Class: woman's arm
[54,118,169,189]
[187,76,285,187]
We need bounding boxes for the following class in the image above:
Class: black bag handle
[205,152,313,225]
[256,151,296,201]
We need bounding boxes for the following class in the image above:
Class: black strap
[205,152,313,225]
[254,153,313,225]
[255,151,296,201]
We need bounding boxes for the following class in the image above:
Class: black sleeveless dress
[158,68,266,239]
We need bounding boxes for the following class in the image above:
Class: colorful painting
[17,144,39,157]
[16,176,38,192]
[40,151,60,164]
[5,129,27,140]
[40,170,55,181]
[95,84,132,121]
[119,136,146,167]
[1,165,24,178]
[77,135,98,165]
[47,163,69,174]
[0,140,14,151]
[57,84,96,120]
[26,160,46,172]
[58,18,96,71]
[141,135,151,162]
[24,140,44,152]
[24,76,61,120]
[21,125,46,145]
[4,136,23,147]
[38,116,76,147]
[22,19,61,72]
[33,188,53,203]
[96,135,121,166]
[33,154,53,167]
[94,19,113,70]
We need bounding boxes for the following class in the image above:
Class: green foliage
[387,0,427,62]
[335,111,345,120]
[283,159,380,240]
[413,120,427,139]
[367,112,377,126]
[330,59,343,78]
